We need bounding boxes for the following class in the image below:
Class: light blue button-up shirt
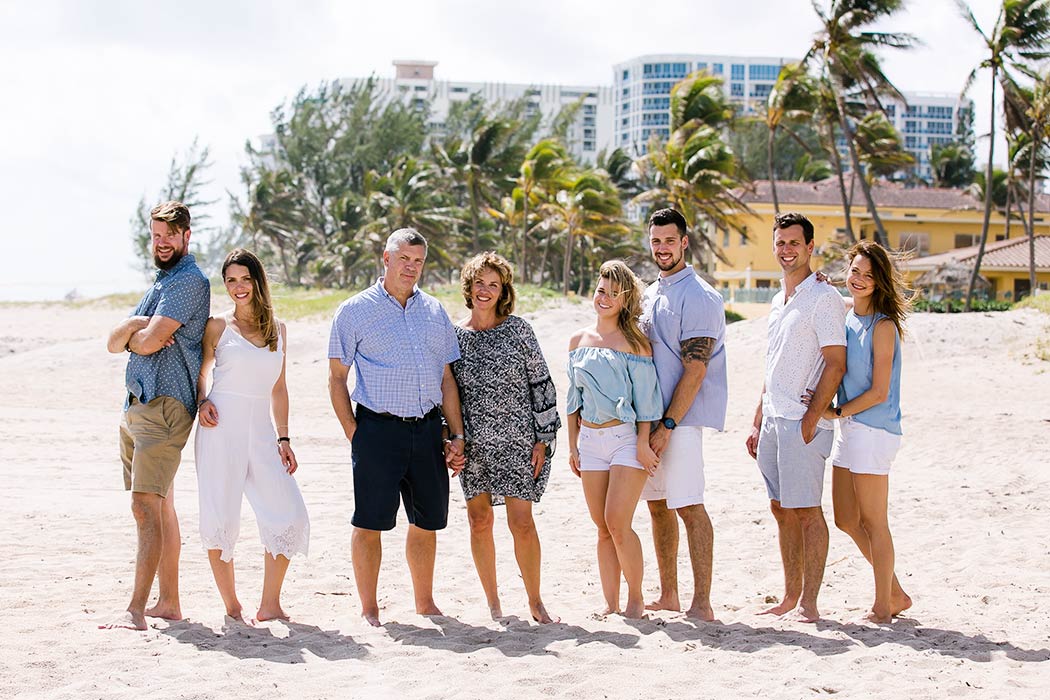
[566,347,663,425]
[328,279,460,417]
[640,264,728,431]
[124,254,210,418]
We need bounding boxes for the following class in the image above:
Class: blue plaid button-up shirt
[328,279,460,417]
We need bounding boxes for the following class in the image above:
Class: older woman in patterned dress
[451,252,561,623]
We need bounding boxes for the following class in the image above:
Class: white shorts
[829,417,901,476]
[641,426,705,508]
[578,423,645,472]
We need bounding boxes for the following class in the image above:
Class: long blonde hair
[598,260,648,353]
[222,248,280,352]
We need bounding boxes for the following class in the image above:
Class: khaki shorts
[119,396,193,496]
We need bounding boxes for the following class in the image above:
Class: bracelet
[448,434,466,441]
[277,437,291,444]
[197,398,209,408]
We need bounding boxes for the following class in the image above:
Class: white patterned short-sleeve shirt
[762,272,846,428]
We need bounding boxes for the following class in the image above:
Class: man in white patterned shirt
[328,228,466,626]
[745,212,846,623]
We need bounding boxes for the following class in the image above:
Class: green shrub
[725,309,745,323]
[913,298,1012,313]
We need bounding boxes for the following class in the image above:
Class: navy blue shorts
[350,405,448,531]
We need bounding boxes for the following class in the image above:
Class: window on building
[583,140,595,151]
[886,105,896,117]
[904,120,918,133]
[899,232,929,256]
[954,233,980,248]
[739,231,747,246]
[583,104,596,115]
[622,69,629,81]
[756,279,771,289]
[722,229,730,247]
[697,62,708,71]
[749,64,780,81]
[713,63,723,75]
[731,82,744,97]
[450,86,467,93]
[731,64,745,80]
[750,84,772,98]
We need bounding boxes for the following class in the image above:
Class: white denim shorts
[578,423,645,472]
[641,426,705,508]
[830,417,902,476]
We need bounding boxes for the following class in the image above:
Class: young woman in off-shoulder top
[566,260,663,619]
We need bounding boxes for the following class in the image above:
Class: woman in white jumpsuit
[195,249,309,623]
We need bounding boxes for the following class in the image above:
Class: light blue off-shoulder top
[566,347,664,425]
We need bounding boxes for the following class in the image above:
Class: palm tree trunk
[833,87,888,247]
[768,125,781,215]
[562,227,574,295]
[521,192,530,282]
[1004,185,1014,240]
[824,121,856,243]
[966,69,998,312]
[1027,132,1039,295]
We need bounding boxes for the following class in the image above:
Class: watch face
[662,418,676,430]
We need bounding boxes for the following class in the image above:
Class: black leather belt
[356,404,440,423]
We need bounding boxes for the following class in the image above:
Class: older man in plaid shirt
[328,228,467,626]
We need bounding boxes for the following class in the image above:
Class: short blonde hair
[460,252,516,317]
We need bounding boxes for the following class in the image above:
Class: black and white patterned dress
[451,315,561,505]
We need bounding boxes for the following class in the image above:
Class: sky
[0,0,1009,300]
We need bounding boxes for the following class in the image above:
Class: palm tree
[363,156,463,275]
[957,0,1050,310]
[1018,72,1050,293]
[518,139,572,280]
[930,141,977,187]
[539,169,629,295]
[764,63,820,213]
[853,111,915,182]
[635,70,752,270]
[807,0,917,247]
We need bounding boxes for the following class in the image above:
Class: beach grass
[21,282,574,320]
[1014,293,1050,316]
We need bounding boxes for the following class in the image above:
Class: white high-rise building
[350,60,615,163]
[613,54,794,154]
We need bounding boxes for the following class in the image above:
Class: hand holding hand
[638,443,660,476]
[445,437,466,476]
[648,424,671,457]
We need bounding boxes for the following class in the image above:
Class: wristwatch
[661,417,677,431]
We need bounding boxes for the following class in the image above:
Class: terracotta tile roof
[739,179,1050,212]
[905,235,1050,271]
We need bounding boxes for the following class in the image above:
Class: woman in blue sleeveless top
[567,261,663,618]
[807,241,912,623]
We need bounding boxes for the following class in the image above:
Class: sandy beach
[1,298,1048,699]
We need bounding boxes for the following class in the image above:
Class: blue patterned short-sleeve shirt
[328,279,460,418]
[124,254,211,418]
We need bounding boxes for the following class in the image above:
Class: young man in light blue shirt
[640,208,728,622]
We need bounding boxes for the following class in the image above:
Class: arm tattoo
[681,337,715,366]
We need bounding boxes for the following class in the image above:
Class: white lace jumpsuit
[194,325,309,562]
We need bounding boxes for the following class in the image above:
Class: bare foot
[530,602,559,624]
[488,601,503,620]
[645,594,681,612]
[99,610,147,631]
[684,603,716,622]
[759,600,797,616]
[144,601,182,621]
[255,605,289,622]
[623,600,647,619]
[417,602,443,617]
[589,605,619,620]
[787,603,820,623]
[864,610,892,624]
[891,592,913,617]
[222,615,251,632]
[361,609,382,627]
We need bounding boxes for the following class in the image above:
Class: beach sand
[1,299,1048,699]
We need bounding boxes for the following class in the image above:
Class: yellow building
[710,179,1050,299]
